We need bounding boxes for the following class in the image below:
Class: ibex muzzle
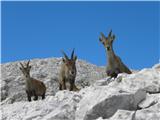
[59,49,79,91]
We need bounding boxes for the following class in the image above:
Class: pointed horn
[71,48,75,59]
[108,29,112,37]
[20,62,25,68]
[26,60,30,67]
[61,50,69,60]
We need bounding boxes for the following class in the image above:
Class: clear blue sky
[2,1,159,69]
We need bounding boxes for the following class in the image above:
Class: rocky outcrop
[1,58,106,104]
[1,58,160,120]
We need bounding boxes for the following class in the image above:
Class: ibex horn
[26,60,30,67]
[20,62,25,69]
[71,48,75,59]
[61,50,69,60]
[108,29,112,37]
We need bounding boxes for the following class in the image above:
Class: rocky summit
[1,58,160,120]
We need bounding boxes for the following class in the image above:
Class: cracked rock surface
[1,58,160,120]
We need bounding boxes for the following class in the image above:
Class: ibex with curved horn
[99,30,132,78]
[19,60,46,102]
[59,49,79,91]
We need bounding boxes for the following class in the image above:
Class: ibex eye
[107,47,110,51]
[71,71,74,74]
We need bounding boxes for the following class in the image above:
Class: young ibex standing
[99,30,132,78]
[59,49,79,91]
[19,60,46,102]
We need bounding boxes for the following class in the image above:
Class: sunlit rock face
[1,58,160,120]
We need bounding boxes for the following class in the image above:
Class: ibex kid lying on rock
[59,49,79,91]
[19,60,46,102]
[99,30,132,78]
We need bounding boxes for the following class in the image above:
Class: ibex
[99,30,132,78]
[59,49,79,91]
[19,60,46,102]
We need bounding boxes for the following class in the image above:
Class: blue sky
[2,1,159,69]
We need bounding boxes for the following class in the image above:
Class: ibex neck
[24,76,32,81]
[106,47,116,62]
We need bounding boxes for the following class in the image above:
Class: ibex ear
[74,56,77,61]
[62,58,66,63]
[19,67,22,71]
[100,32,106,40]
[28,66,32,70]
[99,33,102,42]
[111,34,116,43]
[99,37,102,42]
[112,34,115,40]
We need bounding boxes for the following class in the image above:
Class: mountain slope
[1,58,160,120]
[1,58,106,104]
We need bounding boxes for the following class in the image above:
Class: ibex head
[61,49,77,78]
[19,60,31,78]
[99,29,116,51]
